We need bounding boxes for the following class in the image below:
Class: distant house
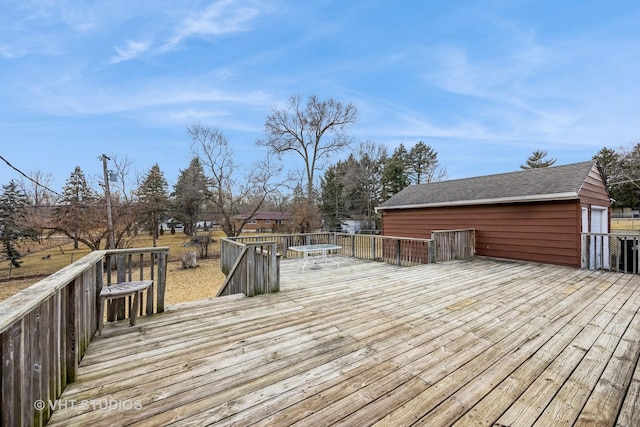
[340,219,376,234]
[234,211,292,232]
[376,161,610,268]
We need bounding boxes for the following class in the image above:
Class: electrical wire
[0,154,61,196]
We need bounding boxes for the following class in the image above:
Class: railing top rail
[243,241,278,247]
[104,246,170,255]
[432,228,476,233]
[581,232,640,237]
[227,232,435,244]
[331,232,433,243]
[221,237,246,247]
[221,238,277,246]
[0,250,106,333]
[225,232,332,241]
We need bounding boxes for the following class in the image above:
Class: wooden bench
[98,280,153,335]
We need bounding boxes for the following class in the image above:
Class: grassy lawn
[611,217,640,232]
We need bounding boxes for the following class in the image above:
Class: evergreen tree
[381,145,410,200]
[172,157,208,236]
[520,150,557,169]
[614,143,640,209]
[591,144,640,209]
[408,141,446,184]
[319,164,344,228]
[136,164,169,246]
[0,180,34,271]
[55,166,100,249]
[319,143,387,227]
[357,141,387,218]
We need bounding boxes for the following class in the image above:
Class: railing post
[157,251,167,313]
[371,236,376,261]
[351,235,355,258]
[428,240,436,264]
[269,243,279,293]
[65,281,78,384]
[283,236,289,258]
[396,239,401,266]
[581,233,588,269]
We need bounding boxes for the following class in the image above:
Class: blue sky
[1,0,639,193]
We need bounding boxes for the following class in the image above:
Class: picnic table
[288,244,342,271]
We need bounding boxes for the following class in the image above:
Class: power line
[0,154,61,196]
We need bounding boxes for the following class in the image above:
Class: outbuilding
[376,161,610,267]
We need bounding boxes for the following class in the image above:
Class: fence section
[432,228,476,262]
[0,247,168,427]
[219,240,279,297]
[582,232,640,273]
[227,232,441,266]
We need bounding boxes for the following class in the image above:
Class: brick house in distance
[376,161,610,268]
[234,211,292,232]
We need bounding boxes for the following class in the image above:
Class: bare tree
[259,94,358,231]
[188,123,283,237]
[19,171,57,243]
[108,154,135,202]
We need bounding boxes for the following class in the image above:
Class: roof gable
[378,161,601,210]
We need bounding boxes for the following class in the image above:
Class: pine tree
[55,166,99,249]
[0,180,33,271]
[137,164,169,247]
[408,141,446,184]
[520,150,557,169]
[172,158,208,236]
[319,165,344,228]
[382,145,411,200]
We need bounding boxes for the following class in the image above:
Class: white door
[589,207,609,269]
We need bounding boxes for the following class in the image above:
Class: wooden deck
[46,257,640,426]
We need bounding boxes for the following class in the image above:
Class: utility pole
[101,154,116,250]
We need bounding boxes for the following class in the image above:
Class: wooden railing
[225,232,434,265]
[219,231,476,298]
[0,247,168,427]
[433,228,476,262]
[582,232,640,273]
[219,240,280,297]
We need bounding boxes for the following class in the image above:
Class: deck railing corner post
[428,240,436,264]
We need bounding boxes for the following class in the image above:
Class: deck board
[46,257,640,426]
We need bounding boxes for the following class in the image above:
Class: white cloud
[0,44,30,58]
[162,0,267,51]
[110,40,151,64]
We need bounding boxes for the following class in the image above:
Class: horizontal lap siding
[382,201,581,267]
[579,165,610,207]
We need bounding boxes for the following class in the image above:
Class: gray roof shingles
[378,160,597,209]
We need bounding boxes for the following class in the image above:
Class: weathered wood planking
[44,257,640,426]
[0,247,169,426]
[433,228,476,262]
[220,231,476,299]
[219,240,280,297]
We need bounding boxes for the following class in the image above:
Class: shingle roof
[377,160,598,210]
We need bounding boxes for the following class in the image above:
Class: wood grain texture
[46,257,640,426]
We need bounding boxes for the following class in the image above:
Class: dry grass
[611,217,640,231]
[0,231,228,304]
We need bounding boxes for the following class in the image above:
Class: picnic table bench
[98,280,153,335]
